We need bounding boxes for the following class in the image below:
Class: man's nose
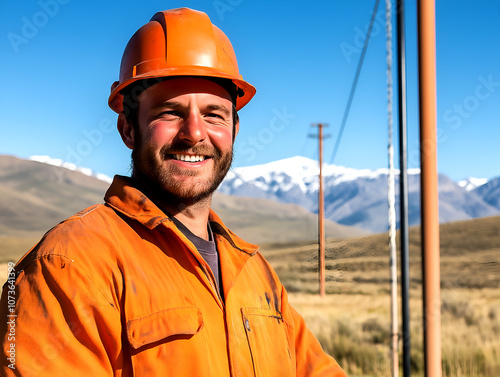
[178,112,207,145]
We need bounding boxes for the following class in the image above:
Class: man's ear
[117,113,135,150]
[233,120,240,139]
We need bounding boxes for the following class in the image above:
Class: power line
[299,129,313,159]
[330,0,382,164]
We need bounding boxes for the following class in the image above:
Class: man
[1,8,346,377]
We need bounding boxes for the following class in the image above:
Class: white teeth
[174,154,206,162]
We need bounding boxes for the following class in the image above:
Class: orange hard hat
[108,8,256,113]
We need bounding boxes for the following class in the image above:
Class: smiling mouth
[170,154,208,162]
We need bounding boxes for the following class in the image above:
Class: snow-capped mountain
[220,156,500,233]
[474,177,500,210]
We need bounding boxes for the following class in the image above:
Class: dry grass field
[260,216,500,377]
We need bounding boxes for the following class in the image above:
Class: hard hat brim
[109,66,256,113]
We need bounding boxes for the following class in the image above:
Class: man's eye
[206,113,224,119]
[159,111,180,118]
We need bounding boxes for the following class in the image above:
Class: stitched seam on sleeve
[26,254,118,309]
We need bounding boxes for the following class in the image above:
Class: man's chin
[134,172,216,204]
[164,183,216,202]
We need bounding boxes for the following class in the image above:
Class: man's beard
[131,133,233,206]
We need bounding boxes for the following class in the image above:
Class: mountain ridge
[3,154,498,235]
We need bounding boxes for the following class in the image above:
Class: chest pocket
[127,306,204,348]
[241,307,295,377]
[126,306,206,375]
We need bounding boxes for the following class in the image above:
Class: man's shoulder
[58,203,116,229]
[46,202,120,242]
[8,203,126,309]
[14,203,125,272]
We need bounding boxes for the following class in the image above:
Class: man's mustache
[160,142,222,160]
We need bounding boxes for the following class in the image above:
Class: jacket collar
[105,175,259,256]
[105,175,169,229]
[208,210,258,256]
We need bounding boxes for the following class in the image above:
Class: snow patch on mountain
[227,156,319,194]
[29,155,113,183]
[457,177,488,191]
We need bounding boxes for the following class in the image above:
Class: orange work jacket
[0,176,346,377]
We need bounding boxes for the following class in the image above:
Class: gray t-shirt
[170,216,222,295]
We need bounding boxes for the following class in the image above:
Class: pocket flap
[127,306,204,349]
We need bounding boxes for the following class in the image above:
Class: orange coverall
[0,176,346,376]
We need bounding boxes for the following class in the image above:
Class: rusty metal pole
[417,1,442,376]
[318,123,326,297]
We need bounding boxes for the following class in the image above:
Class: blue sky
[1,0,499,181]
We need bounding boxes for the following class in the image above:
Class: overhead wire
[300,128,313,160]
[329,0,382,164]
[324,0,381,221]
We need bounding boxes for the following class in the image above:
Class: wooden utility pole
[418,0,442,376]
[310,123,328,297]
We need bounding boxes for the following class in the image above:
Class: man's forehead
[139,78,234,106]
[131,76,235,104]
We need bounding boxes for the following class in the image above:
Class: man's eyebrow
[151,100,182,111]
[205,103,231,116]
